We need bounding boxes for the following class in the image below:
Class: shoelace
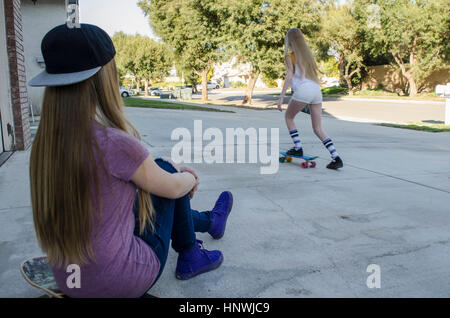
[196,239,213,261]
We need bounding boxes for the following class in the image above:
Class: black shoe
[327,156,343,170]
[286,147,303,157]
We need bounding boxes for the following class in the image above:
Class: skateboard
[20,256,64,298]
[20,256,158,298]
[279,151,318,169]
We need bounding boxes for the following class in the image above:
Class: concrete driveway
[1,105,449,297]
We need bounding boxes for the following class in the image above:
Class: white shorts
[291,80,323,104]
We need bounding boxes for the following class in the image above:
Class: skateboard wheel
[286,156,293,163]
[310,161,316,168]
[301,162,308,169]
[279,157,285,163]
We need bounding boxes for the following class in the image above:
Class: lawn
[377,123,450,132]
[123,98,234,113]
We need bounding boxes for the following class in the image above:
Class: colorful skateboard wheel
[310,161,316,168]
[286,157,293,163]
[279,157,285,163]
[301,162,308,169]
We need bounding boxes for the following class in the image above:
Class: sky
[78,0,348,39]
[79,0,157,38]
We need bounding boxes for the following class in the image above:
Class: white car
[197,81,220,90]
[120,87,133,98]
[149,87,162,96]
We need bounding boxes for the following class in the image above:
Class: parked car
[120,87,132,98]
[197,81,220,90]
[149,87,162,96]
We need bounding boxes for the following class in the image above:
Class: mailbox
[436,83,450,125]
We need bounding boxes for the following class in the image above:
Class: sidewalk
[1,106,449,297]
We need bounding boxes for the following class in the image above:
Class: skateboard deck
[279,152,318,168]
[20,256,158,298]
[20,257,64,298]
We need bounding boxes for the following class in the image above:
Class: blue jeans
[133,158,212,289]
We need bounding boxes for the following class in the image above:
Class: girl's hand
[179,166,199,199]
[277,99,283,112]
[189,178,199,199]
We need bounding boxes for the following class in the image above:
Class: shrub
[321,86,347,95]
[230,81,247,88]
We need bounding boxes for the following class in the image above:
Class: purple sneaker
[175,240,223,280]
[208,191,233,239]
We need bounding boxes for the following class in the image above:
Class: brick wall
[4,0,31,150]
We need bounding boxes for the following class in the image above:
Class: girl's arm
[277,56,294,112]
[131,154,196,199]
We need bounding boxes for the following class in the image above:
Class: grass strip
[123,98,234,113]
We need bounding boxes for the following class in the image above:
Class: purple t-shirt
[51,123,160,298]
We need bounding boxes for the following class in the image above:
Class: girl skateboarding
[277,28,343,170]
[28,24,233,298]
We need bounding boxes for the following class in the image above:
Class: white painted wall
[212,56,269,89]
[21,0,66,115]
[0,0,14,152]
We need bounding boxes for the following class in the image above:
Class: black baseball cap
[29,24,116,87]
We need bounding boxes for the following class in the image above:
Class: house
[22,0,67,115]
[0,0,68,162]
[211,56,270,89]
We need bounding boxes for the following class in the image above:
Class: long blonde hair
[284,28,320,84]
[30,59,154,267]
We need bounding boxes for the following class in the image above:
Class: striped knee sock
[322,138,339,159]
[289,129,302,150]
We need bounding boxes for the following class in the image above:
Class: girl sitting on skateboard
[28,24,233,298]
[277,28,343,170]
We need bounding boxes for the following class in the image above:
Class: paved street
[198,89,447,124]
[1,104,450,297]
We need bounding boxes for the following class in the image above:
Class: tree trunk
[136,78,140,92]
[392,52,418,97]
[242,71,259,105]
[144,79,149,97]
[406,74,417,97]
[346,76,353,96]
[201,69,208,102]
[338,54,346,86]
[408,36,418,97]
[344,63,353,96]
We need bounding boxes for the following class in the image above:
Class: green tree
[221,0,323,104]
[318,56,339,78]
[113,33,172,96]
[135,36,173,95]
[138,0,226,102]
[319,3,366,95]
[359,0,449,96]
